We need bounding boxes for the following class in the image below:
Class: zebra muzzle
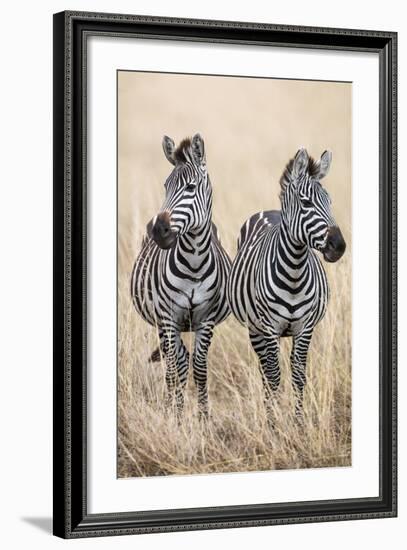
[322,226,346,263]
[148,212,177,249]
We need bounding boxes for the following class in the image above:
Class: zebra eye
[185,184,196,192]
[301,199,313,208]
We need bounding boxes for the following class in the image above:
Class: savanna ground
[117,71,352,478]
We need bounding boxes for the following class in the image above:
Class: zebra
[228,148,346,418]
[131,133,231,416]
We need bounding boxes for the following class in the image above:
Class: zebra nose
[327,227,346,253]
[150,212,177,249]
[323,226,346,262]
[152,215,171,240]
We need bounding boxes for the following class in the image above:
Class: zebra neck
[176,217,213,269]
[275,220,310,277]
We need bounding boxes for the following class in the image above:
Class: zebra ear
[162,135,176,165]
[318,150,332,179]
[191,133,206,165]
[293,148,309,178]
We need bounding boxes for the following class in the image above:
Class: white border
[88,36,379,514]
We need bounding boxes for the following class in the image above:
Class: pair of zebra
[131,134,346,419]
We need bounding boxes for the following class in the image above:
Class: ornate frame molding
[53,11,397,538]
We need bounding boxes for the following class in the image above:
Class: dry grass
[117,71,352,478]
[118,220,351,478]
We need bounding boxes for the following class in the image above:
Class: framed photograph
[53,10,397,538]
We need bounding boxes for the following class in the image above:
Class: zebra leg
[160,328,190,414]
[192,323,214,418]
[249,329,281,404]
[290,330,312,419]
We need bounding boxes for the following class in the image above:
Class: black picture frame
[53,10,397,539]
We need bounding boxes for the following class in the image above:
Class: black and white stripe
[131,134,231,416]
[228,148,346,417]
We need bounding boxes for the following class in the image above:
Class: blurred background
[118,70,351,268]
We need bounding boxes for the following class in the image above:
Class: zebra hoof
[198,408,210,424]
[264,408,277,431]
[294,410,305,428]
[165,397,185,419]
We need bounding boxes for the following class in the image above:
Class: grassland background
[117,71,352,478]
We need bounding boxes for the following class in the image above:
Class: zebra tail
[148,346,162,363]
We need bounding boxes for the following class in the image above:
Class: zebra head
[280,148,346,263]
[147,134,212,249]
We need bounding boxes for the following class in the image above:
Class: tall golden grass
[117,71,352,478]
[118,202,351,479]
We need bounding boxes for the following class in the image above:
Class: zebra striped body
[132,222,230,332]
[131,134,231,415]
[231,210,329,337]
[228,149,346,416]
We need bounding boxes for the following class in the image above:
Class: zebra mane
[173,137,193,163]
[279,154,320,200]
